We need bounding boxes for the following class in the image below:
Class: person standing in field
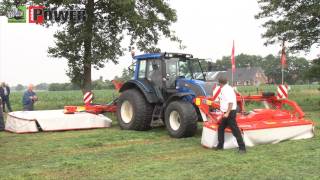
[22,84,38,111]
[0,85,4,111]
[216,77,246,154]
[149,61,164,102]
[0,82,13,112]
[0,97,5,131]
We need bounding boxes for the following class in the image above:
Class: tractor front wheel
[165,100,198,138]
[117,89,153,131]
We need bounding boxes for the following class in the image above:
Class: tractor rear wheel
[165,100,198,138]
[117,89,153,131]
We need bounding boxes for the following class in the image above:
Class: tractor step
[150,104,165,128]
[151,104,164,122]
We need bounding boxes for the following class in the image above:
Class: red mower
[195,91,315,149]
[63,80,123,114]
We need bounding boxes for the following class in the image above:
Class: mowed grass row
[0,85,319,179]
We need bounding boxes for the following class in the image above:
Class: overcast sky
[0,0,319,86]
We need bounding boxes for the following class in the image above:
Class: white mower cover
[201,124,314,149]
[5,110,112,133]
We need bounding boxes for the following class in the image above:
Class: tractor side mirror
[128,65,135,73]
[127,61,136,73]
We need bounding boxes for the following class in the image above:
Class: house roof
[206,71,227,81]
[226,67,264,82]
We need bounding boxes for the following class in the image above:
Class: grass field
[0,85,319,179]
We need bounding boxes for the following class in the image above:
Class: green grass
[0,85,319,179]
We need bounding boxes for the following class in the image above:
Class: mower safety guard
[236,95,305,119]
[194,94,306,122]
[64,80,123,115]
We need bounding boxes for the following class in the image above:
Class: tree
[261,54,281,84]
[114,68,133,82]
[208,53,310,84]
[286,56,309,84]
[212,56,231,71]
[15,84,24,91]
[255,0,320,52]
[212,54,263,71]
[35,83,49,90]
[91,77,113,90]
[306,58,320,82]
[46,0,179,93]
[0,0,180,93]
[48,83,80,91]
[48,83,66,91]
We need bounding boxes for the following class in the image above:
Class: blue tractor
[117,52,216,138]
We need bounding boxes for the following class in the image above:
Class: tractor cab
[117,52,215,138]
[132,53,214,102]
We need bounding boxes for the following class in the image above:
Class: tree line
[13,77,115,91]
[209,54,319,84]
[11,53,320,92]
[115,53,319,85]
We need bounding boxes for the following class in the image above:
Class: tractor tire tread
[117,89,153,131]
[165,100,198,138]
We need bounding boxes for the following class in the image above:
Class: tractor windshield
[166,57,206,81]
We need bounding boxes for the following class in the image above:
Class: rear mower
[195,92,315,148]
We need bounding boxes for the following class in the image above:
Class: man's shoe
[238,149,246,154]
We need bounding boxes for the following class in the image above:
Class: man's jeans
[0,100,4,131]
[2,96,12,112]
[23,103,34,111]
[217,110,246,150]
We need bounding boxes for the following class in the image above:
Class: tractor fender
[163,92,194,107]
[119,80,159,104]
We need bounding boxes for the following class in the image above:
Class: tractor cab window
[138,60,147,79]
[166,59,179,88]
[147,60,162,86]
[165,57,206,88]
[147,60,161,80]
[179,60,192,78]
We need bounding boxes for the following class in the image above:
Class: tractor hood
[176,79,217,97]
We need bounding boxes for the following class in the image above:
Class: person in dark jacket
[22,84,38,111]
[149,62,164,102]
[0,82,12,112]
[0,97,5,131]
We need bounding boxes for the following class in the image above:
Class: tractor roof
[134,53,162,60]
[134,52,193,61]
